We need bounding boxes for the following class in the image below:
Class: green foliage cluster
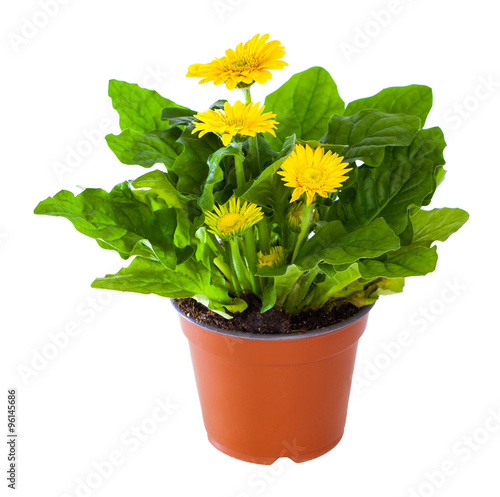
[35,67,468,317]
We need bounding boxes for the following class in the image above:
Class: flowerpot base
[207,432,345,465]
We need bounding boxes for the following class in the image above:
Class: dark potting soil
[174,294,360,334]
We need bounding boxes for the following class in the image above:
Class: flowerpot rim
[171,299,374,341]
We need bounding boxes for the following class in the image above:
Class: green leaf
[91,256,247,317]
[273,265,305,306]
[334,157,435,234]
[131,171,198,249]
[434,165,446,187]
[321,110,420,166]
[385,127,446,164]
[408,208,469,247]
[237,136,295,221]
[213,183,235,206]
[199,145,244,211]
[309,263,361,308]
[345,85,433,126]
[171,127,221,195]
[237,159,288,207]
[341,277,405,307]
[398,215,414,246]
[261,281,277,313]
[34,182,182,268]
[209,99,227,110]
[194,227,217,270]
[295,217,400,270]
[161,106,197,127]
[264,67,345,150]
[108,79,190,133]
[382,127,447,207]
[358,246,438,278]
[132,170,193,209]
[244,134,278,173]
[106,128,182,168]
[295,139,346,156]
[256,264,291,277]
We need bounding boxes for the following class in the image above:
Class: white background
[1,0,499,496]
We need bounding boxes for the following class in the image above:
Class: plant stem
[257,219,270,253]
[283,225,289,248]
[241,87,252,105]
[214,257,232,282]
[228,250,242,297]
[224,251,242,296]
[283,225,297,252]
[291,201,315,263]
[243,230,261,295]
[248,137,260,177]
[207,232,224,257]
[229,238,252,292]
[234,151,245,188]
[241,87,260,176]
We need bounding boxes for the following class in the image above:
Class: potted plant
[35,34,468,464]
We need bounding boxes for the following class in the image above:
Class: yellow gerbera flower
[278,144,352,206]
[257,246,285,268]
[204,196,263,240]
[186,34,288,90]
[192,100,278,147]
[287,202,320,232]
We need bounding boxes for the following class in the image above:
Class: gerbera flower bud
[287,202,319,232]
[257,246,285,269]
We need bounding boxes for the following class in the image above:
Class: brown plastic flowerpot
[173,301,373,465]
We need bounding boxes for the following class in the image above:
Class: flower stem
[241,87,260,176]
[241,87,252,105]
[285,228,298,255]
[223,251,242,296]
[248,137,260,177]
[214,256,232,282]
[229,238,252,293]
[257,219,270,253]
[207,232,224,257]
[291,201,315,263]
[234,152,245,188]
[243,230,261,295]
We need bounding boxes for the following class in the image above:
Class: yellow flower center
[231,58,250,69]
[229,55,259,71]
[217,213,245,234]
[224,118,246,128]
[260,252,281,266]
[300,166,324,186]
